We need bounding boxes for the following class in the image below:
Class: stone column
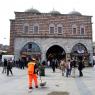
[66,53,71,61]
[89,52,93,66]
[88,45,93,66]
[66,46,71,61]
[41,51,46,62]
[14,49,20,60]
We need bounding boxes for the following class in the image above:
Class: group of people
[2,59,13,76]
[60,58,76,77]
[27,56,85,90]
[50,57,85,77]
[62,57,85,77]
[1,56,85,90]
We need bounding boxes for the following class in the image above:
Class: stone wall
[10,12,93,64]
[14,37,93,62]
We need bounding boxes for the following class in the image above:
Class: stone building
[10,8,93,65]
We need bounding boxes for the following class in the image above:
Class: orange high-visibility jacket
[28,62,36,74]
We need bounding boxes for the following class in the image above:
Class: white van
[2,55,14,62]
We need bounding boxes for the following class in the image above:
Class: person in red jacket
[27,58,38,89]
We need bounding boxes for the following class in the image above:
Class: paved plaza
[0,67,95,95]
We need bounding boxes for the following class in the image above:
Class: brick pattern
[10,12,92,54]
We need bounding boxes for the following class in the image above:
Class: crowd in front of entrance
[1,56,86,77]
[1,56,95,90]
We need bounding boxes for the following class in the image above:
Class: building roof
[69,11,82,16]
[49,10,61,15]
[25,8,40,14]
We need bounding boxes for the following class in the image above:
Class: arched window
[72,24,77,34]
[23,23,29,33]
[71,43,88,56]
[57,24,63,34]
[20,42,41,60]
[80,25,85,35]
[49,24,55,34]
[33,23,39,34]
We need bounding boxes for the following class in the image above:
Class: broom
[39,75,46,87]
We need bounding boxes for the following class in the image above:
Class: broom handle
[39,70,42,83]
[39,69,42,83]
[40,75,42,83]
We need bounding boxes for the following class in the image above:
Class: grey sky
[0,0,95,45]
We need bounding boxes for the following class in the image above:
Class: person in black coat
[78,57,84,77]
[70,58,76,77]
[7,60,13,76]
[51,59,56,72]
[2,59,7,73]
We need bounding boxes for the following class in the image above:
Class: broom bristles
[40,82,46,86]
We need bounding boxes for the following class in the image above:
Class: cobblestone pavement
[0,67,95,95]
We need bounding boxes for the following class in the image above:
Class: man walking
[7,59,13,76]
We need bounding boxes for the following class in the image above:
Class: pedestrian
[93,63,95,70]
[47,60,50,67]
[27,58,39,89]
[60,59,66,76]
[55,58,58,68]
[66,59,71,77]
[70,58,76,77]
[78,56,84,77]
[51,59,56,72]
[20,59,25,69]
[2,59,7,73]
[7,59,13,76]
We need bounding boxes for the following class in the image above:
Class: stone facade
[14,37,92,60]
[10,9,93,64]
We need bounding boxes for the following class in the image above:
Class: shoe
[29,87,33,89]
[35,86,38,88]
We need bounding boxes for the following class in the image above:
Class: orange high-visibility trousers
[28,74,38,87]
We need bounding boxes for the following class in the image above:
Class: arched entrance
[20,42,41,61]
[46,45,66,61]
[71,43,89,65]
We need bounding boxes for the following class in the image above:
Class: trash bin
[39,65,45,76]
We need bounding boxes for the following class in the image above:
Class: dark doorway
[46,45,66,61]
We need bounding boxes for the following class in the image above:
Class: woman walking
[60,59,66,76]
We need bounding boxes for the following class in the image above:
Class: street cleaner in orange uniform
[27,58,39,89]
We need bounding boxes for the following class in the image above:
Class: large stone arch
[46,45,66,61]
[71,43,88,54]
[41,41,67,61]
[71,43,89,65]
[20,42,41,61]
[14,38,43,60]
[45,42,67,53]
